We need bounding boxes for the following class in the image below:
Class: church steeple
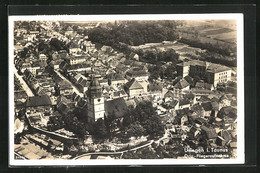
[87,76,102,99]
[86,76,105,124]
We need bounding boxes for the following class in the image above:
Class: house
[217,106,236,120]
[125,69,149,82]
[219,95,232,108]
[100,45,113,53]
[148,82,163,95]
[124,78,144,97]
[129,52,139,61]
[76,77,90,93]
[99,79,109,87]
[184,93,195,104]
[65,26,74,35]
[178,99,190,110]
[190,104,205,118]
[57,96,75,114]
[111,90,128,99]
[82,41,96,52]
[195,80,214,91]
[164,90,175,101]
[173,78,190,98]
[67,64,92,73]
[108,74,126,87]
[50,59,63,70]
[67,55,88,65]
[200,125,218,141]
[168,100,179,110]
[68,42,81,55]
[201,102,213,117]
[26,95,53,113]
[39,54,48,62]
[216,130,232,146]
[58,80,74,96]
[139,80,149,93]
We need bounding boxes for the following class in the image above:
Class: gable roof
[26,95,52,107]
[173,78,190,89]
[124,78,143,90]
[179,99,190,106]
[66,26,73,31]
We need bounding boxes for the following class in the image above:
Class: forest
[87,20,181,49]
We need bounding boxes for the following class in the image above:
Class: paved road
[14,68,34,97]
[73,140,154,160]
[54,70,84,97]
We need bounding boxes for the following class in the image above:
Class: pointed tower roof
[86,76,102,98]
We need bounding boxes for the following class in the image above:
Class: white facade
[87,97,105,123]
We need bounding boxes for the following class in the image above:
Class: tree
[93,118,107,138]
[49,38,65,51]
[47,115,64,131]
[142,114,164,137]
[122,101,164,138]
[125,121,146,138]
[105,112,117,136]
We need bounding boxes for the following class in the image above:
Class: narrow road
[14,67,34,97]
[54,70,84,97]
[73,140,154,160]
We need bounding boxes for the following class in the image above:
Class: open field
[201,28,234,35]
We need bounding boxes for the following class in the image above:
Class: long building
[177,60,232,87]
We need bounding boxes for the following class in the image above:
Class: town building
[124,78,144,97]
[177,60,232,87]
[68,42,81,55]
[86,77,105,124]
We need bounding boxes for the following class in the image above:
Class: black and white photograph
[9,14,244,166]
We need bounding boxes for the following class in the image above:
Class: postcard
[9,14,244,166]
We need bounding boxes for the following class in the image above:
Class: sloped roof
[67,26,73,31]
[124,78,143,90]
[170,100,179,107]
[211,101,219,111]
[26,95,52,107]
[201,126,218,139]
[69,41,80,49]
[59,80,73,90]
[201,102,213,111]
[148,83,163,91]
[173,78,190,89]
[179,99,190,106]
[126,70,149,77]
[105,97,127,118]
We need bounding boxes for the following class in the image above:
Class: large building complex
[177,60,232,86]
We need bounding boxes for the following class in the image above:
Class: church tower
[86,76,105,124]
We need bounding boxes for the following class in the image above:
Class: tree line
[87,20,181,48]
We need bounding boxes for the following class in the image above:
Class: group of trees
[87,21,181,49]
[122,101,164,138]
[148,64,177,82]
[47,114,64,131]
[179,37,236,57]
[136,48,179,64]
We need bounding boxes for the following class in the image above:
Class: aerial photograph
[12,18,238,161]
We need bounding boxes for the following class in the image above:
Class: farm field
[200,27,234,35]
